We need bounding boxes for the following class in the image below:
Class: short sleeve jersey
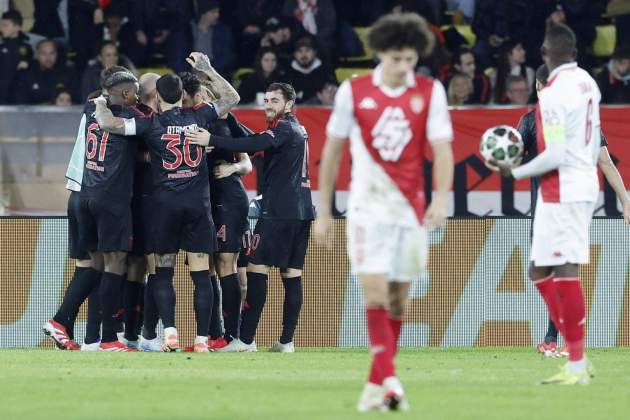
[81,102,139,200]
[134,103,218,197]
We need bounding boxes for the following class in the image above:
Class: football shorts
[75,195,133,253]
[249,219,311,270]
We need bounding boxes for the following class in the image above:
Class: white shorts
[531,200,595,267]
[346,219,427,281]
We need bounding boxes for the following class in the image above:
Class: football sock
[142,274,159,340]
[123,280,142,341]
[554,277,586,362]
[84,275,102,344]
[53,267,96,335]
[239,272,268,345]
[113,275,126,334]
[99,272,124,343]
[280,276,303,344]
[544,317,559,344]
[389,317,403,356]
[366,307,395,385]
[220,273,241,341]
[533,275,562,335]
[153,267,176,329]
[208,274,223,339]
[191,270,213,338]
[135,283,145,337]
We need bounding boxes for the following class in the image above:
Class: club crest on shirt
[410,95,424,114]
[358,97,377,110]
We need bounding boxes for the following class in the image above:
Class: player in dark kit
[181,72,253,350]
[188,82,314,353]
[518,64,630,357]
[95,52,240,352]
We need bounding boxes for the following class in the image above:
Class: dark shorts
[249,219,311,270]
[67,191,90,260]
[236,228,252,268]
[130,192,154,256]
[75,195,133,253]
[213,201,249,254]
[152,194,217,254]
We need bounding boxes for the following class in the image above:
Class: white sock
[567,358,586,373]
[195,336,208,344]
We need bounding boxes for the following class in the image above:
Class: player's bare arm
[314,135,344,244]
[598,146,630,224]
[186,52,240,117]
[425,141,454,228]
[93,98,128,135]
[213,153,252,179]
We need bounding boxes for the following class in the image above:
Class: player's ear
[285,99,295,112]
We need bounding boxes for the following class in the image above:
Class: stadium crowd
[1,0,629,107]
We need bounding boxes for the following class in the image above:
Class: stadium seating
[440,25,476,45]
[340,27,374,64]
[592,25,616,57]
[335,67,372,83]
[232,67,254,90]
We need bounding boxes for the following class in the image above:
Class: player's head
[179,71,203,107]
[100,65,129,89]
[368,12,434,85]
[541,24,577,69]
[103,70,139,106]
[264,82,296,122]
[139,72,160,111]
[156,74,183,108]
[535,64,549,93]
[1,10,23,38]
[454,46,476,79]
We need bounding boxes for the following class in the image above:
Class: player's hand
[186,52,213,72]
[623,200,630,225]
[186,127,211,146]
[91,94,108,106]
[424,194,448,229]
[487,159,513,178]
[213,160,237,179]
[314,213,333,247]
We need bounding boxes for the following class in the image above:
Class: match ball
[479,125,524,169]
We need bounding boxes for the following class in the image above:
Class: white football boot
[80,341,101,351]
[356,382,386,412]
[216,338,257,352]
[138,335,163,352]
[383,377,410,412]
[269,341,295,353]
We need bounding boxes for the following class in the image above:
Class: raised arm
[186,52,240,117]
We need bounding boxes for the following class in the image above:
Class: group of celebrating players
[40,9,630,413]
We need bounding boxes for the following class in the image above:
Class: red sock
[533,276,563,335]
[366,308,395,384]
[389,318,402,356]
[554,277,586,362]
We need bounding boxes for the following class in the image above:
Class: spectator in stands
[30,0,68,42]
[504,75,530,105]
[447,72,473,105]
[282,0,336,61]
[96,6,142,63]
[446,0,476,23]
[13,39,77,104]
[0,10,33,104]
[606,0,630,49]
[81,40,136,101]
[597,46,630,104]
[130,0,193,72]
[491,41,534,104]
[451,46,491,104]
[471,0,534,71]
[234,0,283,66]
[260,16,294,68]
[285,34,335,103]
[68,0,104,70]
[392,0,444,25]
[53,87,73,106]
[302,81,337,106]
[190,0,235,80]
[238,47,285,104]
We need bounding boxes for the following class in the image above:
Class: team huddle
[41,10,629,413]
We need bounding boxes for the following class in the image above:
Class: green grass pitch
[2,348,630,419]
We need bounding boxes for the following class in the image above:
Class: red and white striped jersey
[326,65,453,226]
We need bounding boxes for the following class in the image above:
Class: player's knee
[155,253,177,268]
[529,263,550,282]
[187,252,210,271]
[247,263,269,275]
[127,256,147,282]
[216,254,237,277]
[281,268,302,278]
[554,263,579,278]
[104,251,127,275]
[75,258,92,268]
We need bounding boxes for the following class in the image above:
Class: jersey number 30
[161,133,203,170]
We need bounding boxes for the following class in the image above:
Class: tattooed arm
[186,52,240,117]
[94,98,127,135]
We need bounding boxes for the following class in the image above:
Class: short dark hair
[179,72,202,97]
[506,75,527,89]
[36,39,57,51]
[100,65,130,88]
[103,71,137,90]
[544,24,576,60]
[98,40,117,55]
[266,82,296,102]
[368,12,434,57]
[1,10,23,26]
[535,64,549,85]
[612,46,630,61]
[454,46,474,66]
[156,75,183,104]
